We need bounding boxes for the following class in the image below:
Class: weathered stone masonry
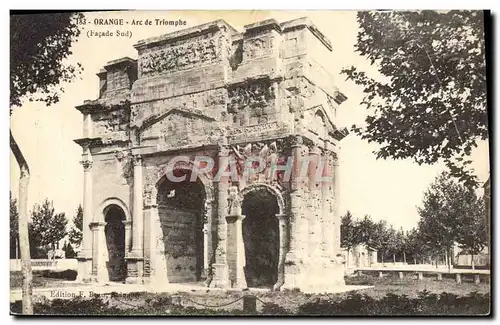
[75,17,348,292]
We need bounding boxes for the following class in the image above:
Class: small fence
[10,259,78,272]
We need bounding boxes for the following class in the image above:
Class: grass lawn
[98,274,490,313]
[344,272,490,299]
[10,270,78,289]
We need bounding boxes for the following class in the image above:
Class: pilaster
[209,140,231,288]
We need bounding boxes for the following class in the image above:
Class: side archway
[239,183,284,288]
[96,197,131,223]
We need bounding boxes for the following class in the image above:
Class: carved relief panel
[228,139,290,188]
[139,31,229,78]
[242,36,275,62]
[227,79,277,127]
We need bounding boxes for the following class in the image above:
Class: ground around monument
[10,271,490,314]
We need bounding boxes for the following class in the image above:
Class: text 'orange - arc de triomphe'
[74,17,349,293]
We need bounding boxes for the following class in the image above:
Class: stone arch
[238,183,285,215]
[154,162,215,206]
[97,197,131,223]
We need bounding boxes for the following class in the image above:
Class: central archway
[241,189,280,288]
[157,169,206,283]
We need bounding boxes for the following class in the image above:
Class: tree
[417,173,457,268]
[68,205,83,248]
[405,228,421,264]
[30,199,68,256]
[340,211,361,268]
[10,192,19,259]
[399,228,408,264]
[417,172,485,270]
[357,214,376,247]
[10,12,83,314]
[455,194,487,269]
[62,241,77,258]
[342,10,487,188]
[370,220,392,265]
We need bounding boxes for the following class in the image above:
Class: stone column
[77,158,93,282]
[124,220,132,254]
[320,149,333,258]
[225,214,247,289]
[127,155,144,283]
[132,155,144,255]
[307,145,321,258]
[283,135,307,290]
[210,142,231,288]
[273,213,289,291]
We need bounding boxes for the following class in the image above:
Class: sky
[9,10,490,230]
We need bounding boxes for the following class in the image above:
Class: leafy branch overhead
[342,10,488,187]
[10,12,83,107]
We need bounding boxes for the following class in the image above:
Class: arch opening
[104,204,127,282]
[242,189,280,288]
[157,169,206,283]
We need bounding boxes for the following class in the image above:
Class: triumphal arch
[75,17,348,292]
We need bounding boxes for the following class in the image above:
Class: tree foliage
[340,211,361,252]
[455,192,487,257]
[29,199,68,252]
[342,10,488,187]
[68,205,83,247]
[417,172,487,264]
[10,12,83,107]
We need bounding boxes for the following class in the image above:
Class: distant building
[453,242,489,268]
[341,244,377,274]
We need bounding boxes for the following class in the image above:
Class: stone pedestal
[299,259,345,294]
[89,221,108,283]
[225,215,247,289]
[76,256,92,283]
[125,257,144,284]
[210,263,231,288]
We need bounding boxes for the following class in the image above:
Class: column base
[125,257,144,284]
[281,252,306,291]
[209,263,231,288]
[76,256,92,283]
[281,256,345,293]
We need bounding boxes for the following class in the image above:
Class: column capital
[89,221,106,230]
[308,145,321,155]
[290,135,303,147]
[226,214,245,223]
[218,144,230,157]
[131,154,142,166]
[123,220,132,226]
[80,160,93,171]
[275,214,290,221]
